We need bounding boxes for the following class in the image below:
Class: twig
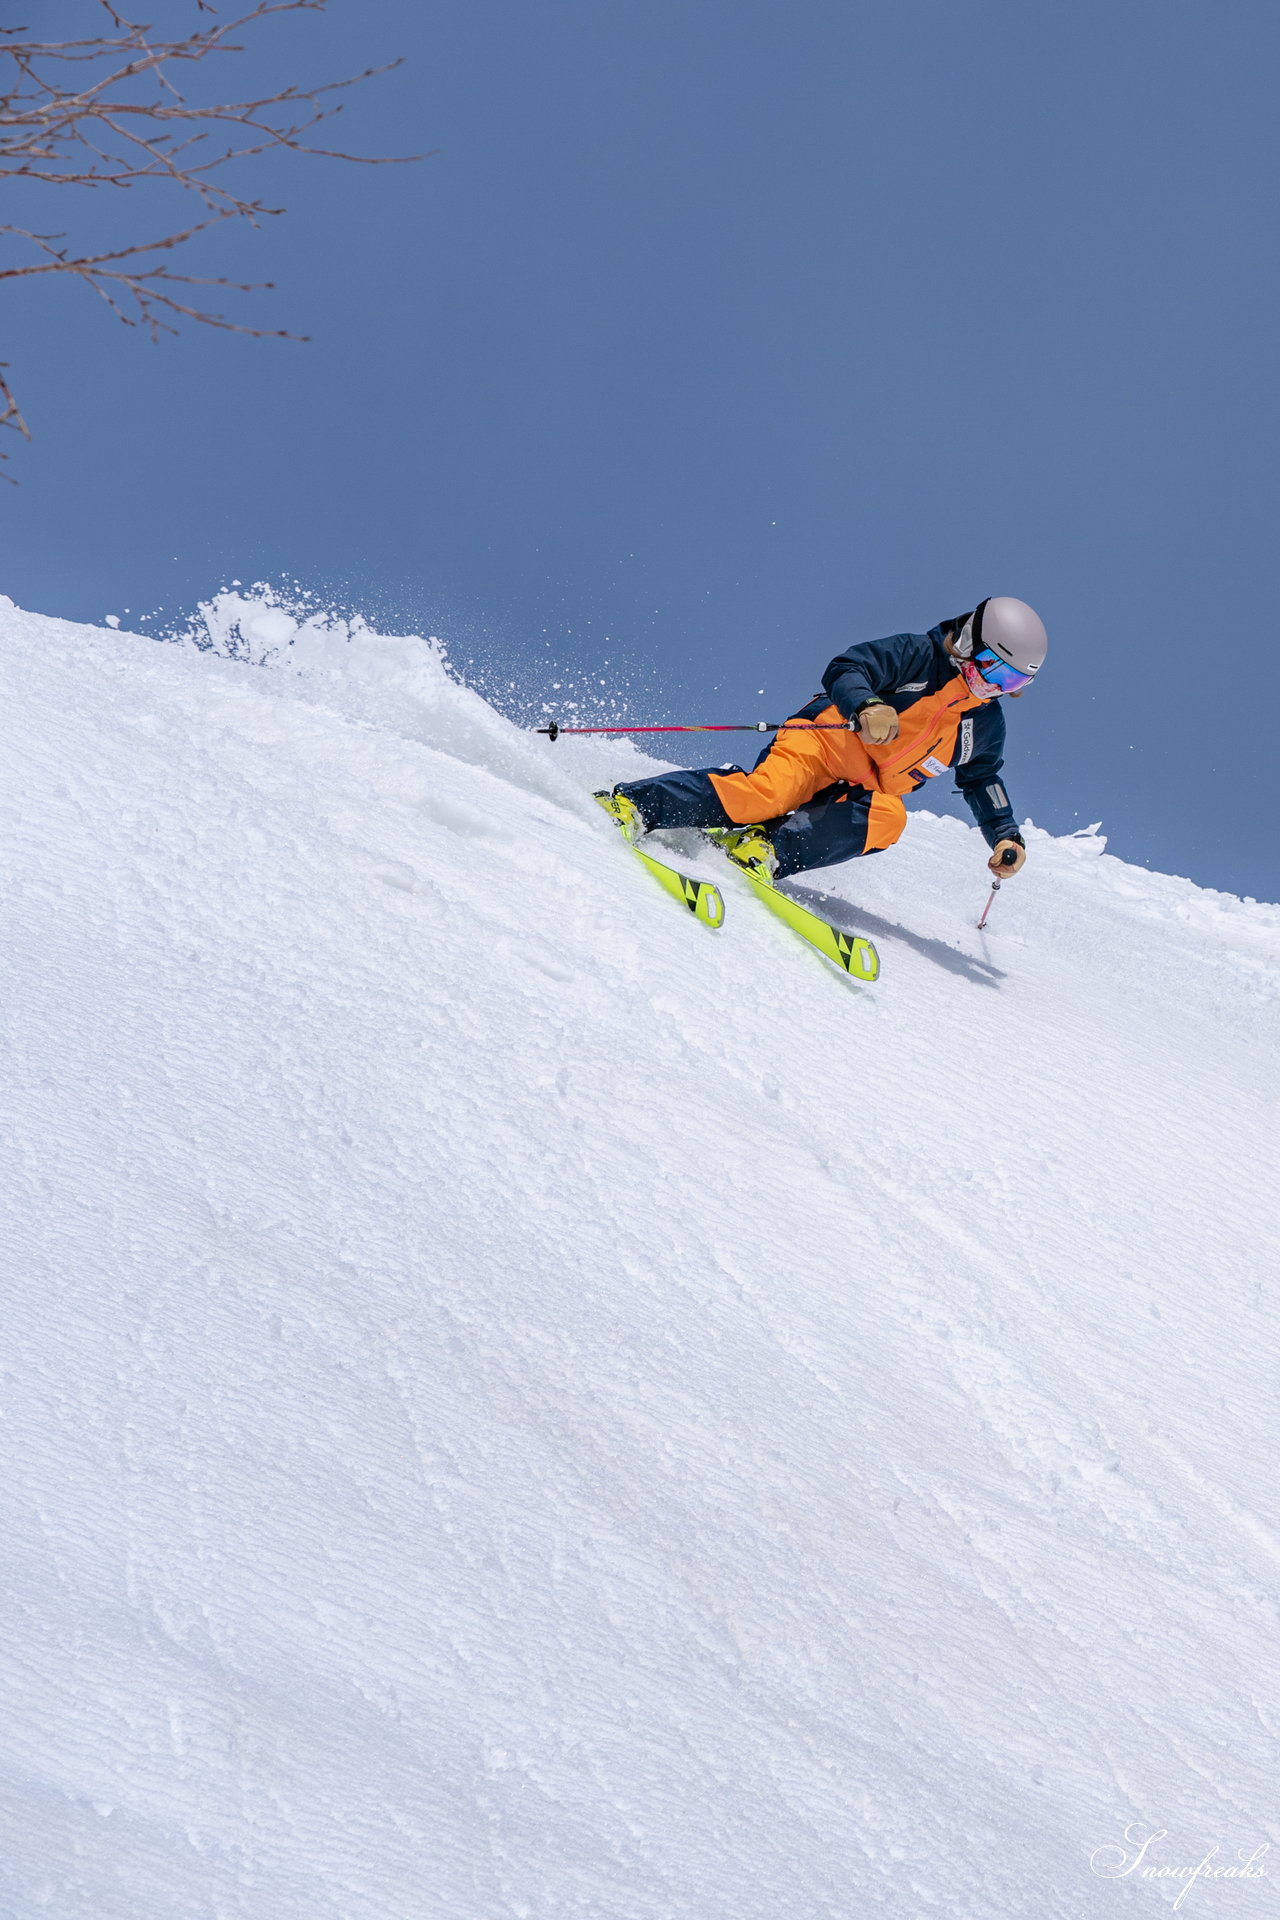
[0,0,416,458]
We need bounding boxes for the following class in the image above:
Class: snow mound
[1,597,1277,1919]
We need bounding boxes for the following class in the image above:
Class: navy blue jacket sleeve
[821,633,935,720]
[954,700,1020,847]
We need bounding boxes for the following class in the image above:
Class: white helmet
[954,597,1048,692]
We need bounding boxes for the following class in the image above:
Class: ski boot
[593,788,650,845]
[709,824,779,883]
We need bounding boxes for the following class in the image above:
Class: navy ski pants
[614,765,891,880]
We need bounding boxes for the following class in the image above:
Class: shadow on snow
[784,882,1007,988]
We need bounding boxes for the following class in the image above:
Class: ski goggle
[972,646,1036,695]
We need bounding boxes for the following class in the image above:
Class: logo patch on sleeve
[896,682,927,693]
[958,716,974,764]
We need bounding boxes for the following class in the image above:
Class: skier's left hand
[988,839,1026,876]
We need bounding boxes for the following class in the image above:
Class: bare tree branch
[2,214,304,337]
[0,0,417,470]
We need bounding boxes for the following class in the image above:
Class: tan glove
[988,838,1026,876]
[856,700,900,744]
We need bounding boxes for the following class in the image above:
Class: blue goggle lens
[975,646,1034,694]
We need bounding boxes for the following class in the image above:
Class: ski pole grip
[998,846,1019,867]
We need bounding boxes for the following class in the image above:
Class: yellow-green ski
[594,795,725,929]
[728,861,880,981]
[630,839,726,928]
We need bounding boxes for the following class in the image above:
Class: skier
[596,597,1047,882]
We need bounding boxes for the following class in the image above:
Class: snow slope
[1,594,1278,1920]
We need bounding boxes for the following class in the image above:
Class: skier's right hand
[989,839,1026,876]
[856,701,899,745]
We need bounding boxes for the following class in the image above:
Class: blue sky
[4,0,1278,900]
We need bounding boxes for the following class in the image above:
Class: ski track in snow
[1,595,1278,1918]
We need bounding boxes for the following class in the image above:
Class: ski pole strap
[538,721,849,741]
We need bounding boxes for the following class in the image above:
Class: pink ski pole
[536,720,849,741]
[977,846,1021,929]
